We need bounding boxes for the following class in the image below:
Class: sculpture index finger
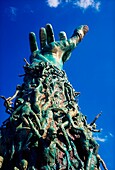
[29,32,38,53]
[39,27,47,50]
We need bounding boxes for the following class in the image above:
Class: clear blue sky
[0,0,114,169]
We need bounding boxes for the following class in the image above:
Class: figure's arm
[27,117,41,138]
[14,167,19,170]
[8,85,21,101]
[10,105,22,118]
[90,129,101,132]
[56,141,71,169]
[70,140,84,167]
[3,85,21,102]
[90,112,102,126]
[29,111,42,129]
[97,154,108,170]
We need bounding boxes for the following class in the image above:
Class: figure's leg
[61,121,72,151]
[70,141,84,168]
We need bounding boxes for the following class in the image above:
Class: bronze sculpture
[0,23,108,170]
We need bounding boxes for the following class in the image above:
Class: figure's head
[16,84,22,90]
[20,159,28,170]
[15,98,24,107]
[0,156,4,168]
[47,127,57,140]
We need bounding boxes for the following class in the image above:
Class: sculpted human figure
[0,85,23,115]
[0,95,14,114]
[27,117,71,169]
[14,159,28,170]
[96,154,108,170]
[10,99,37,124]
[70,140,84,169]
[19,159,28,170]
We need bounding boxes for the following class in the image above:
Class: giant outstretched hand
[29,24,89,69]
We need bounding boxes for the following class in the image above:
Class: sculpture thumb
[72,25,89,40]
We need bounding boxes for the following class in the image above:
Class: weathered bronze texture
[0,24,107,170]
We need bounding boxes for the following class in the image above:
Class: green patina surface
[0,24,108,170]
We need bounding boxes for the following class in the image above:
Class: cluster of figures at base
[0,62,108,170]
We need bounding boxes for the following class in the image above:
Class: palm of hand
[29,24,89,69]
